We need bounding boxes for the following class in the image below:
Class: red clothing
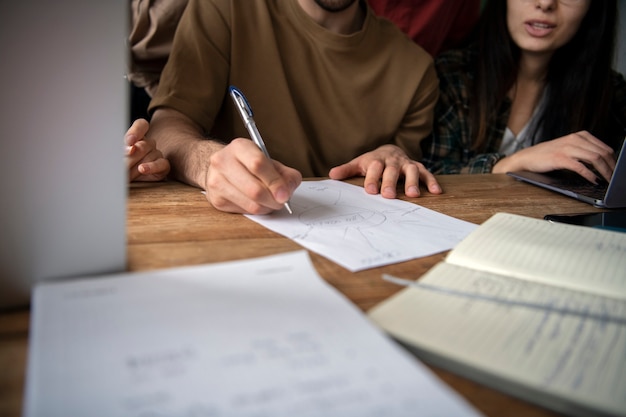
[368,0,480,56]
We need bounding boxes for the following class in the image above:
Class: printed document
[25,251,481,417]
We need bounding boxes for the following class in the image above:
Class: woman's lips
[524,20,556,37]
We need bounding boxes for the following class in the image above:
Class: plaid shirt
[422,46,626,174]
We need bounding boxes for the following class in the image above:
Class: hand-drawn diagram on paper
[246,180,477,271]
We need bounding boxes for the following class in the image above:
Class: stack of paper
[24,251,480,417]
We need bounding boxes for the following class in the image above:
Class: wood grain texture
[1,175,601,417]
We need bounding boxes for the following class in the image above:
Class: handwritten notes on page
[370,264,626,417]
[369,213,626,417]
[446,213,626,299]
[25,251,481,417]
[245,180,477,271]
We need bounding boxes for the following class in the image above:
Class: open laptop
[0,1,128,309]
[508,139,626,208]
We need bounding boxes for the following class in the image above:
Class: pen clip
[229,85,254,119]
[229,85,271,159]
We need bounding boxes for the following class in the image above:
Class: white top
[499,91,547,155]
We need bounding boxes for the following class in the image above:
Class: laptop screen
[0,1,128,309]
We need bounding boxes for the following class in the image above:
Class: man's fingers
[126,138,156,167]
[209,175,277,215]
[401,163,420,197]
[380,164,401,199]
[423,172,442,194]
[125,118,150,146]
[363,160,384,195]
[207,143,288,214]
[138,158,170,179]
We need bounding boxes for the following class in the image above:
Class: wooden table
[0,174,605,417]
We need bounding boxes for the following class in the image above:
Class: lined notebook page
[446,213,626,300]
[368,263,626,417]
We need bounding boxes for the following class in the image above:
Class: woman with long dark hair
[423,0,626,184]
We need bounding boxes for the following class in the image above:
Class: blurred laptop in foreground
[0,1,128,309]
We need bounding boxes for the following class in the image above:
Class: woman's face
[507,0,591,58]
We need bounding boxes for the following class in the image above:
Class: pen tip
[285,203,293,215]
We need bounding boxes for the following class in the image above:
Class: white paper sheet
[246,180,477,271]
[25,251,481,417]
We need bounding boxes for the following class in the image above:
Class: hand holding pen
[230,86,294,214]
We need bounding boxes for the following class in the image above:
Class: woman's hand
[493,131,616,183]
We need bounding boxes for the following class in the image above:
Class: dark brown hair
[470,0,620,151]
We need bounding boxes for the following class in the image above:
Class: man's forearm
[150,108,224,189]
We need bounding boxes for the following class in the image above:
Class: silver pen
[229,86,293,214]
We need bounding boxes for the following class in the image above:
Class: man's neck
[296,0,365,35]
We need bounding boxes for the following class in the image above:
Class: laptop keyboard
[558,175,608,200]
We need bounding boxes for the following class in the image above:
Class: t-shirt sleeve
[392,59,439,161]
[149,0,231,133]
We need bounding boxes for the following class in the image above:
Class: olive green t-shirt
[150,0,438,177]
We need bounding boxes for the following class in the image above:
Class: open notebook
[508,139,626,208]
[369,213,626,417]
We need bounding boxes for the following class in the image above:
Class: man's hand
[328,144,442,198]
[205,138,302,214]
[125,119,170,182]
